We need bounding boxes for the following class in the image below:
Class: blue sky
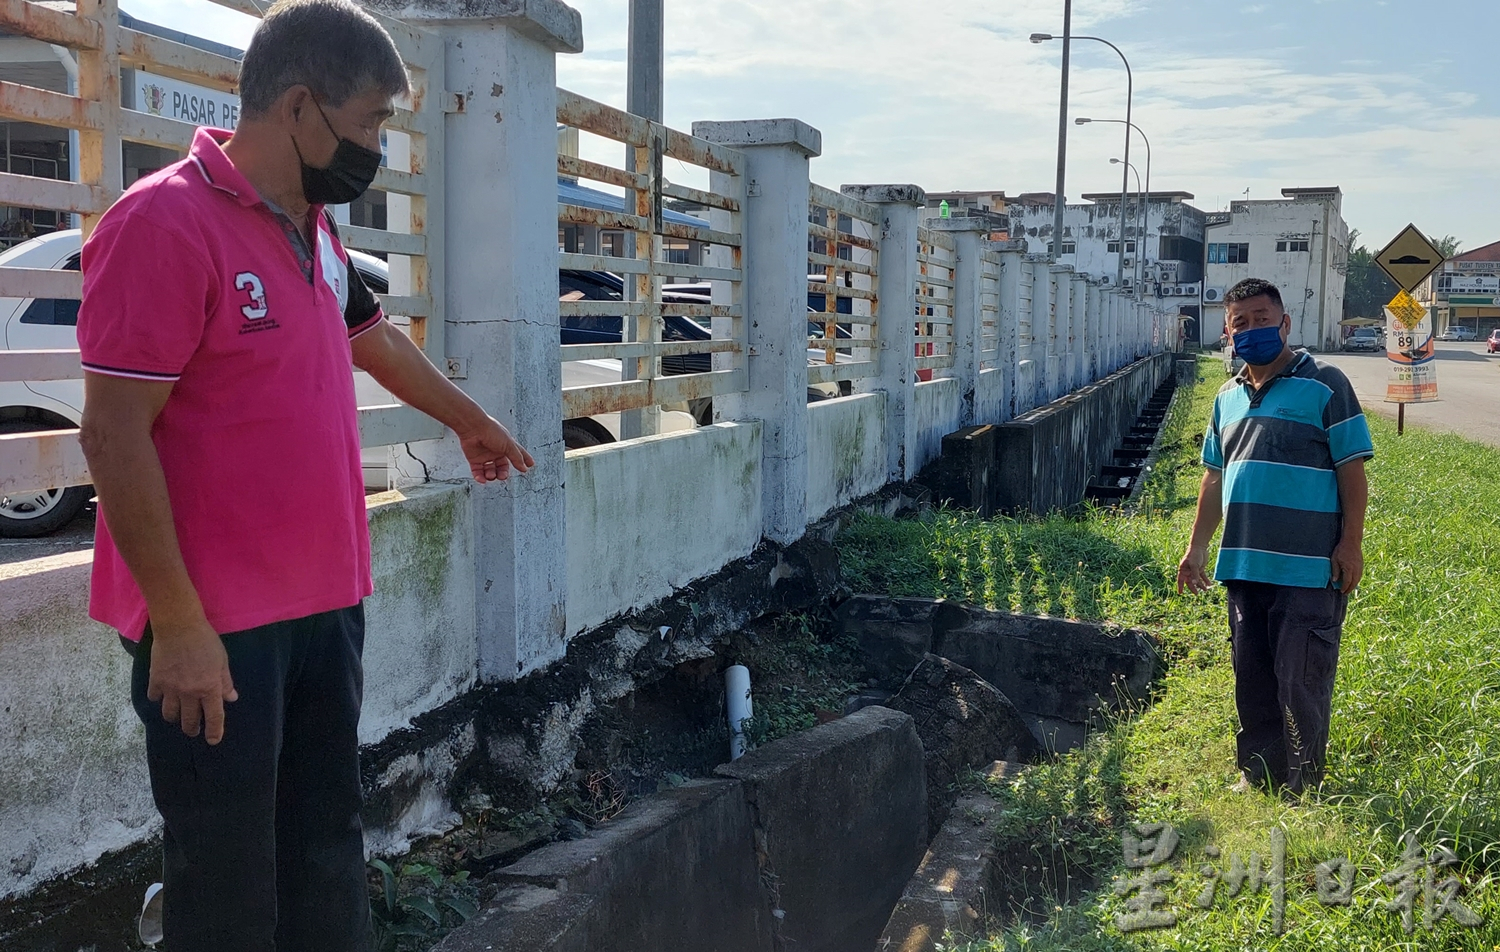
[131,0,1500,252]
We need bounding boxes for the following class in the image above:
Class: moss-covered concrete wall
[806,393,887,521]
[911,377,964,475]
[0,484,477,901]
[564,422,763,637]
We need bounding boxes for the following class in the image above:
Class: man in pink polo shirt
[75,1,532,948]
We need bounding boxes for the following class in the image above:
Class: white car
[0,229,395,537]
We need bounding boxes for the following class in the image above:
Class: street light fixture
[1082,117,1151,300]
[1032,33,1133,287]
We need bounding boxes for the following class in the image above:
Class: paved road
[0,504,95,567]
[1317,341,1500,448]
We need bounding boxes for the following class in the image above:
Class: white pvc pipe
[725,665,753,761]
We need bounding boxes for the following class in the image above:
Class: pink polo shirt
[78,128,382,640]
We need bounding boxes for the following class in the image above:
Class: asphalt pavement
[0,504,95,568]
[1316,341,1500,448]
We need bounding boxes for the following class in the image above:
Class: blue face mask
[1233,325,1285,366]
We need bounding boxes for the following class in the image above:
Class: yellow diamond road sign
[1376,223,1444,293]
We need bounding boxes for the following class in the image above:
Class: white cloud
[558,0,1497,246]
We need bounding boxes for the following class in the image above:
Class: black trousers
[128,604,370,952]
[1225,582,1347,794]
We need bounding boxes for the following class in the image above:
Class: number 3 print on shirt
[235,271,268,320]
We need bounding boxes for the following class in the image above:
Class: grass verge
[839,356,1500,950]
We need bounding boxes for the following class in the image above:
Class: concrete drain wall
[439,706,927,952]
[835,595,1162,753]
[438,598,1161,952]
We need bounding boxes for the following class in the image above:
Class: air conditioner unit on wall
[1203,287,1225,303]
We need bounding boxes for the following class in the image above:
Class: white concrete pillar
[694,119,822,545]
[1028,257,1050,410]
[388,0,581,679]
[1103,290,1114,371]
[1070,273,1088,388]
[930,217,986,426]
[1048,265,1072,400]
[1136,301,1148,360]
[843,184,924,482]
[1092,277,1104,382]
[995,244,1023,421]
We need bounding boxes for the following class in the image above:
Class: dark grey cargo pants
[126,603,370,952]
[1225,581,1347,794]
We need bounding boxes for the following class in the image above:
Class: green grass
[840,357,1500,950]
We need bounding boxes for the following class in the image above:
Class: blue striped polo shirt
[1202,350,1374,588]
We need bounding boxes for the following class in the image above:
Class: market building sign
[132,70,240,130]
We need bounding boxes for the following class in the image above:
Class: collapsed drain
[1085,381,1175,504]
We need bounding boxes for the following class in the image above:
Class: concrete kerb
[874,762,1025,952]
[433,885,596,952]
[716,706,928,952]
[481,779,774,952]
[435,707,928,952]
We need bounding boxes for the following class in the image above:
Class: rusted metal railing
[555,89,746,431]
[0,0,446,498]
[914,226,954,373]
[806,182,879,387]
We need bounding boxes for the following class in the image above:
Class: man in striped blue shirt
[1177,278,1373,796]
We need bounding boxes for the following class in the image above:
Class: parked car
[0,229,396,538]
[1342,327,1382,352]
[1438,326,1476,342]
[560,272,853,448]
[1487,330,1500,354]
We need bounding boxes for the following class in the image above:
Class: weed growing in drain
[840,357,1500,948]
[367,859,478,952]
[736,611,866,749]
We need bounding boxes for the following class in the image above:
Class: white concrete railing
[554,89,747,433]
[0,0,447,497]
[914,226,956,374]
[978,248,1002,372]
[806,182,881,388]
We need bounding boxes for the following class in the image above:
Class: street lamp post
[1079,117,1151,298]
[1032,32,1133,286]
[1111,158,1142,295]
[1030,3,1072,264]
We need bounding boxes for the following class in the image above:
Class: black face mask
[292,98,382,206]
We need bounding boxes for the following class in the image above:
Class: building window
[1106,241,1137,254]
[1275,239,1309,253]
[1047,241,1077,255]
[1207,242,1250,264]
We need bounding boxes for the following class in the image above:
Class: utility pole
[627,0,664,123]
[1051,0,1071,263]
